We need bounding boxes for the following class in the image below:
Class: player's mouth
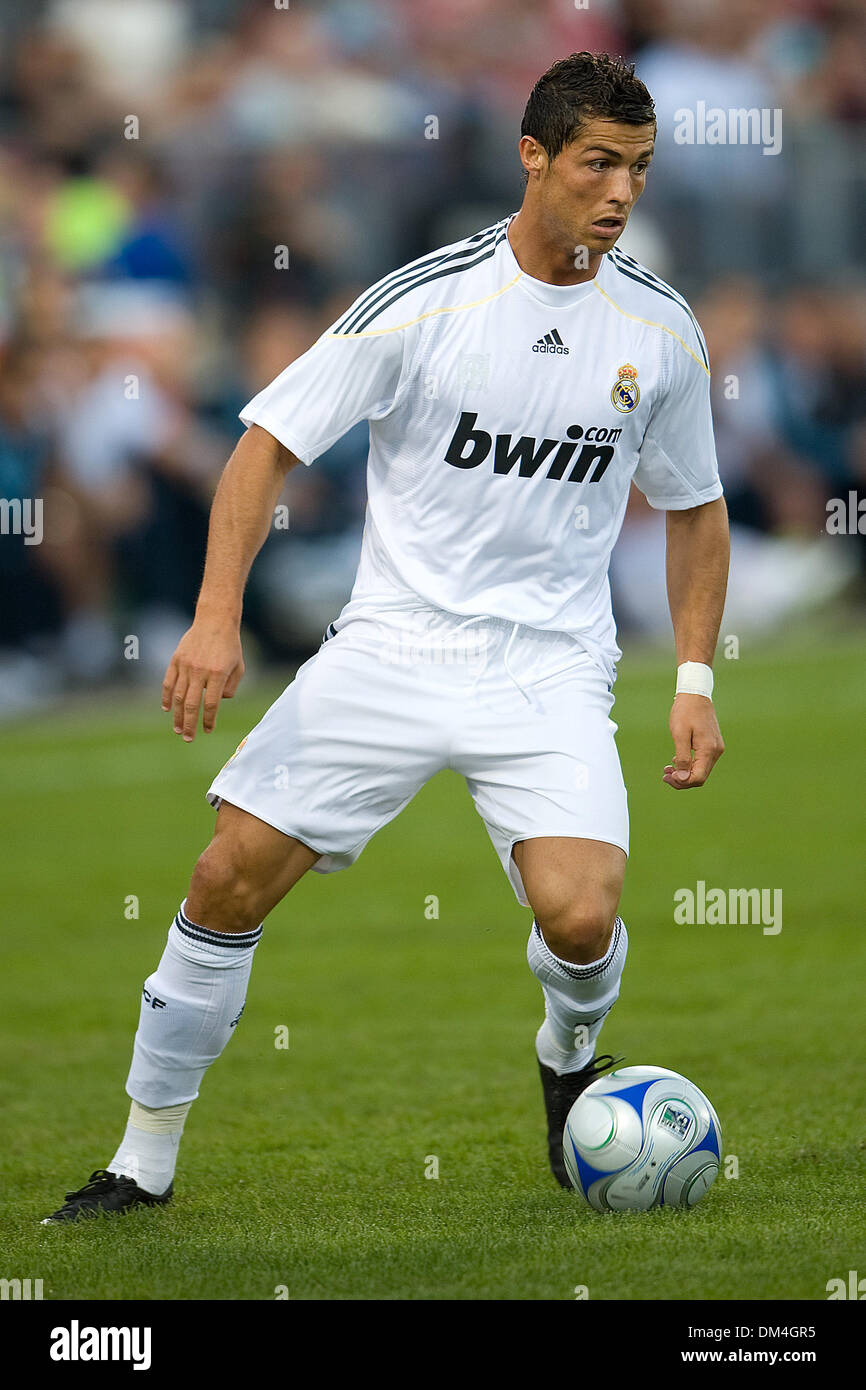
[590,216,625,238]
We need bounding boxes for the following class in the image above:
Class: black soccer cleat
[41,1169,173,1224]
[539,1053,623,1189]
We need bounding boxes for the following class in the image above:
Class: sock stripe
[178,901,261,940]
[175,907,262,949]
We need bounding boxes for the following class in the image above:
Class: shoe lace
[587,1053,625,1076]
[63,1169,129,1202]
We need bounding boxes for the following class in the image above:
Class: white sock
[109,1100,191,1196]
[110,902,262,1187]
[527,917,628,1074]
[125,900,262,1107]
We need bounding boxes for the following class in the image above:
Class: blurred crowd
[1,0,865,710]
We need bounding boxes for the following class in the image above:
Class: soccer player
[45,52,728,1221]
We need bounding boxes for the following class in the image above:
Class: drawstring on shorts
[451,614,538,710]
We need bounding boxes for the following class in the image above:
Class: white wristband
[676,661,714,699]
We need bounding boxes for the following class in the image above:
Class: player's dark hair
[521,52,655,162]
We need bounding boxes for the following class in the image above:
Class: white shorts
[207,607,629,906]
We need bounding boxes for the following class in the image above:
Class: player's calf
[527,916,631,1186]
[42,806,316,1224]
[528,916,629,1069]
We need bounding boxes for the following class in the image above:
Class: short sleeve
[632,325,723,510]
[239,307,409,466]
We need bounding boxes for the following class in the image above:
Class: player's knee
[537,902,616,966]
[186,842,260,933]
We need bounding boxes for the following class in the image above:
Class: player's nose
[607,170,634,207]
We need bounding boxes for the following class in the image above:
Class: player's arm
[162,424,299,742]
[663,495,729,789]
[162,275,411,742]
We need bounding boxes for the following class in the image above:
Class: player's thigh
[513,836,627,961]
[461,648,628,930]
[187,800,319,931]
[207,623,446,861]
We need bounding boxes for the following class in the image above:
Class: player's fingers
[180,675,205,742]
[223,662,244,699]
[689,736,724,787]
[172,671,189,736]
[662,764,692,789]
[679,751,712,788]
[202,672,227,733]
[671,742,694,784]
[663,738,723,788]
[662,743,694,785]
[161,660,178,712]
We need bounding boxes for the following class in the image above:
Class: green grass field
[2,634,864,1301]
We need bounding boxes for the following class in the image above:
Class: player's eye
[589,160,610,170]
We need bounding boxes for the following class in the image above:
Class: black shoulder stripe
[350,228,509,334]
[609,249,694,312]
[607,256,709,369]
[611,249,703,329]
[611,248,688,299]
[609,249,705,336]
[333,220,508,336]
[334,220,507,335]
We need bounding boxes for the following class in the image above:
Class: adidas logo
[532,328,569,355]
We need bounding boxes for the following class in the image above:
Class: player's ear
[518,135,548,180]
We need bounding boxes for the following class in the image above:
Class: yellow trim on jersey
[592,281,710,375]
[325,272,524,338]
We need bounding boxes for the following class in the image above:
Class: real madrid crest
[611,363,640,413]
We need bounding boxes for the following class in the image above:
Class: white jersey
[240,214,722,683]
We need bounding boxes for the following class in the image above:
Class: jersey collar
[502,214,599,309]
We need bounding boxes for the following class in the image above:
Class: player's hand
[663,693,724,789]
[161,620,245,742]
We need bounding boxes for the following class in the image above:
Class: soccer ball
[563,1065,722,1212]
